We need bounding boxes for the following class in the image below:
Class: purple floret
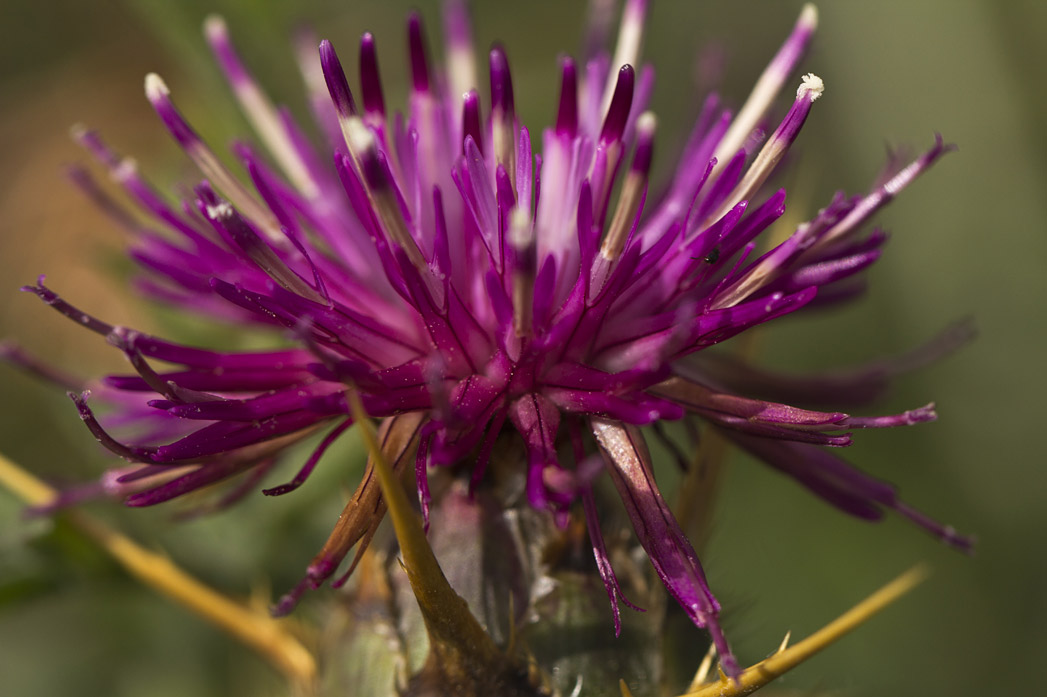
[7,2,974,679]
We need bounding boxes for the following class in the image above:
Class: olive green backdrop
[1,1,1043,695]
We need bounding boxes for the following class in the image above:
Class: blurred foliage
[1,1,1045,696]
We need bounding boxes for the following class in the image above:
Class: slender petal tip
[800,3,819,31]
[202,16,232,57]
[489,44,515,115]
[600,64,635,143]
[318,39,357,117]
[143,77,203,159]
[555,56,578,136]
[144,72,168,101]
[407,11,431,92]
[68,122,89,144]
[461,89,483,152]
[359,32,385,117]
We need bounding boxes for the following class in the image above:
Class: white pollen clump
[205,202,234,220]
[144,73,170,100]
[798,73,824,100]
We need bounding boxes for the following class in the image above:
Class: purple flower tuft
[8,2,974,679]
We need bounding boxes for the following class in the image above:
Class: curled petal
[272,411,424,615]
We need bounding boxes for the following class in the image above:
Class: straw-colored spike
[677,565,930,697]
[343,391,543,695]
[686,642,719,693]
[344,390,498,656]
[673,427,729,551]
[0,451,316,688]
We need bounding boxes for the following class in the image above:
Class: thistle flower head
[11,0,973,680]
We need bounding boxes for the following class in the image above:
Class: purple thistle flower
[10,1,973,678]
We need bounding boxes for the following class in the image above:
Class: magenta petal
[591,417,740,678]
[725,429,974,552]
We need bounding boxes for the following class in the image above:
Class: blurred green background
[1,0,1044,695]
